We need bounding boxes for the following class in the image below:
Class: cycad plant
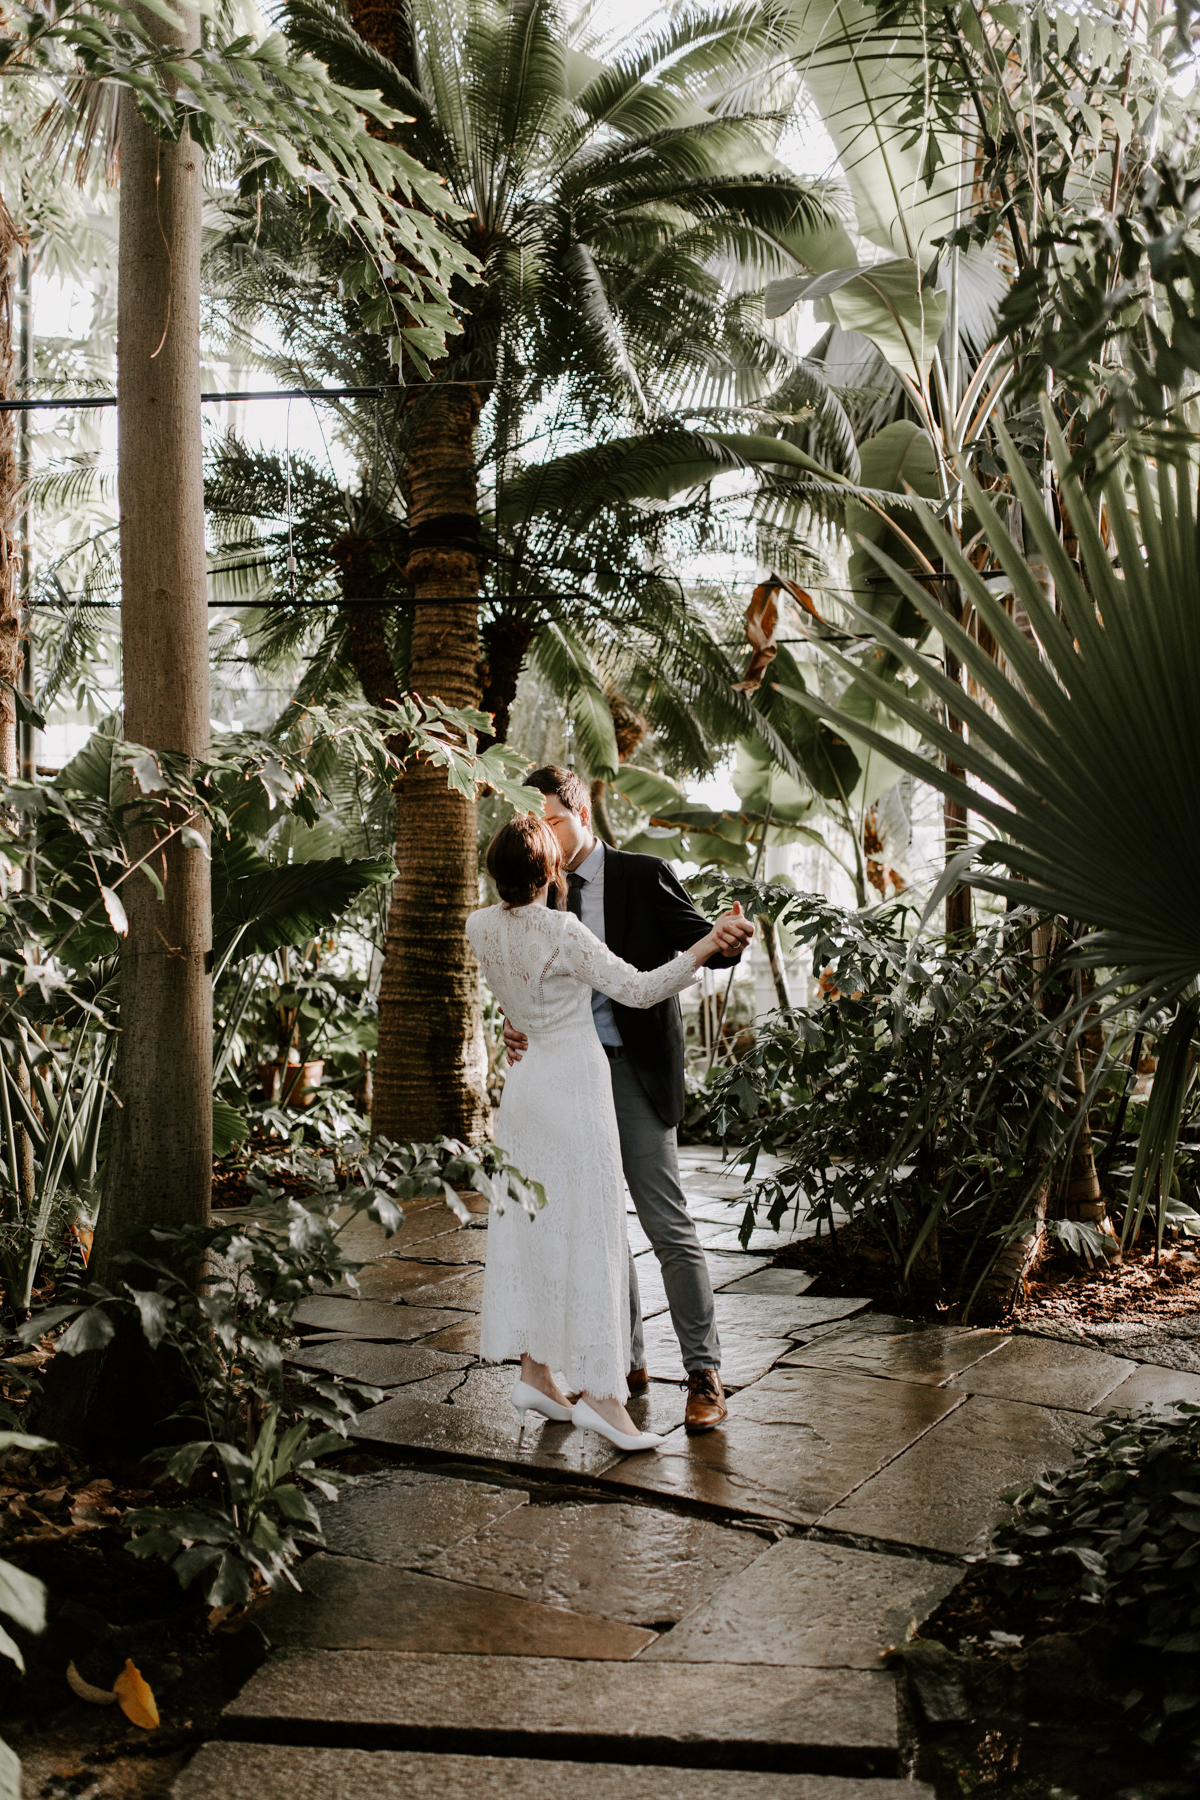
[789,415,1200,1250]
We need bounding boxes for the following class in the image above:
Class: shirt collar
[573,838,605,884]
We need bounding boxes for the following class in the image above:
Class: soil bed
[769,1213,1200,1330]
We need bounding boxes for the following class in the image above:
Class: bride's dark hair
[486,814,566,909]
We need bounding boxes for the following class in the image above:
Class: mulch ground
[773,1210,1200,1331]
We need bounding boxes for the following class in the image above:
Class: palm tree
[280,0,840,1143]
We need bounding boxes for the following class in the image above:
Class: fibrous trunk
[372,383,489,1143]
[94,9,212,1279]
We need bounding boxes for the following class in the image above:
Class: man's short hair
[523,764,590,817]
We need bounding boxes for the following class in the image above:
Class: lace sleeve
[557,913,700,1009]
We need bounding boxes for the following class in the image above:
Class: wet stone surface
[352,1383,622,1477]
[288,1339,473,1389]
[946,1334,1136,1412]
[392,1222,491,1264]
[640,1294,870,1386]
[420,1316,483,1355]
[225,1648,901,1756]
[604,1370,960,1523]
[318,1468,529,1567]
[426,1498,770,1627]
[292,1297,465,1339]
[1095,1360,1200,1412]
[400,1268,487,1312]
[333,1258,484,1301]
[824,1394,1090,1555]
[174,1745,927,1800]
[780,1324,1011,1387]
[718,1267,819,1296]
[646,1538,961,1668]
[252,1554,653,1659]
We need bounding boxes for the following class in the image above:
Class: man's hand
[502,1017,529,1063]
[711,903,754,956]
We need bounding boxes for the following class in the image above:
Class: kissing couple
[466,765,753,1455]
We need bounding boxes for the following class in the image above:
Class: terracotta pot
[259,1059,325,1109]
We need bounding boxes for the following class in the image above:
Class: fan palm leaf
[782,414,1200,1006]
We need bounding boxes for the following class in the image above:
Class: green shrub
[990,1405,1200,1762]
[694,884,1065,1297]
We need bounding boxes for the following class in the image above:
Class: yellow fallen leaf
[113,1658,159,1729]
[66,1661,117,1706]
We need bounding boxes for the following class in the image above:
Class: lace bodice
[466,903,700,1038]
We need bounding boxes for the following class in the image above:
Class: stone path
[171,1146,1192,1799]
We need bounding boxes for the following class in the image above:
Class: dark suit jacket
[560,847,741,1128]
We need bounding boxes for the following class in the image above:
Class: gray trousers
[607,1049,721,1374]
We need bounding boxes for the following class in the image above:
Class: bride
[466,813,744,1455]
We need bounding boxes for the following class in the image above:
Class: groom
[503,766,754,1432]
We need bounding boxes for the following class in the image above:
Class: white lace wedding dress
[466,902,701,1399]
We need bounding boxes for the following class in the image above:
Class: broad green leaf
[0,1560,46,1636]
[767,261,948,383]
[610,767,685,813]
[58,1306,116,1357]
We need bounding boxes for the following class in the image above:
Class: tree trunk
[479,614,535,748]
[335,531,398,711]
[37,8,211,1451]
[95,11,212,1279]
[0,204,24,786]
[372,383,489,1143]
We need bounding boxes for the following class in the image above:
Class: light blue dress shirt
[573,839,624,1047]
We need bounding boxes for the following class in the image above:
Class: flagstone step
[173,1744,931,1800]
[221,1649,902,1775]
[251,1555,654,1660]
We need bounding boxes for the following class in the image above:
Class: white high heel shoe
[571,1397,662,1454]
[512,1379,574,1439]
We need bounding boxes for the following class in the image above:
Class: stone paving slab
[642,1295,871,1386]
[333,1258,484,1302]
[319,1469,529,1567]
[705,1223,817,1253]
[253,1555,653,1659]
[824,1394,1090,1555]
[352,1385,623,1477]
[225,1649,901,1761]
[780,1323,1010,1387]
[426,1498,769,1626]
[946,1334,1136,1412]
[1093,1361,1200,1413]
[421,1316,482,1355]
[174,1744,929,1800]
[393,1224,491,1265]
[400,1268,487,1312]
[289,1339,473,1389]
[644,1538,960,1668]
[719,1268,818,1296]
[292,1297,464,1339]
[603,1372,961,1524]
[640,1312,795,1388]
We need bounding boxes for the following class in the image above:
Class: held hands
[693,902,753,966]
[709,902,754,957]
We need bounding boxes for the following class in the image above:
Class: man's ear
[578,802,591,831]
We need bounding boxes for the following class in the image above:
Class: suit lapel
[603,847,630,958]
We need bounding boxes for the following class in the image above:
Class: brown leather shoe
[627,1367,650,1395]
[684,1369,727,1434]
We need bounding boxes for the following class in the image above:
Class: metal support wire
[0,387,391,412]
[704,801,773,1078]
